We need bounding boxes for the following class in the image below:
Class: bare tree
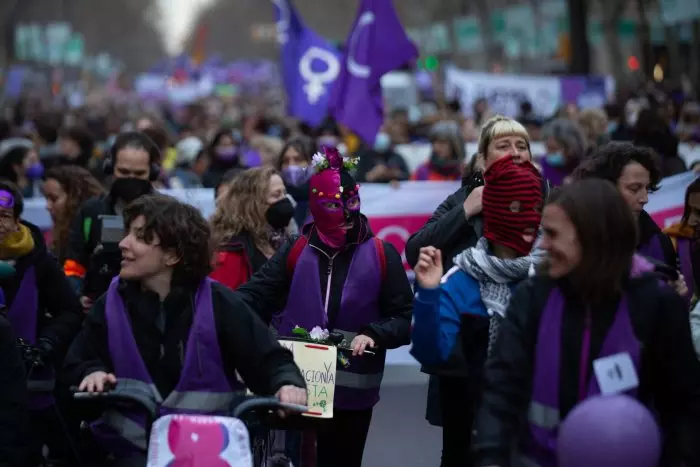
[598,0,627,82]
[5,0,166,72]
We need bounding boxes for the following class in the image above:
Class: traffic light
[424,55,439,71]
[627,56,640,71]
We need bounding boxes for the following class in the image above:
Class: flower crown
[311,147,358,172]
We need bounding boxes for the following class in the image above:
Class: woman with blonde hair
[210,166,296,290]
[42,165,105,264]
[404,114,542,467]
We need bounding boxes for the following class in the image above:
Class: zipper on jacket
[578,308,592,400]
[310,244,339,314]
[323,254,339,313]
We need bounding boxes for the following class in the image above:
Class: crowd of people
[0,88,699,467]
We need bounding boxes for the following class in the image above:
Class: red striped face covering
[483,156,543,256]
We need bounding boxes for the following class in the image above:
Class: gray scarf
[453,237,544,354]
[453,237,544,318]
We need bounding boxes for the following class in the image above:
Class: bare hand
[414,246,443,289]
[80,296,93,313]
[673,273,689,297]
[463,186,484,218]
[78,371,116,393]
[351,334,376,356]
[275,385,308,418]
[366,164,390,182]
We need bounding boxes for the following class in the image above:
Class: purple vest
[523,277,642,466]
[91,277,235,453]
[278,239,385,410]
[539,159,569,187]
[676,237,694,306]
[5,267,55,410]
[637,233,666,264]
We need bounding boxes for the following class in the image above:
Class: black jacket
[473,274,700,467]
[405,172,550,272]
[2,221,83,362]
[63,279,305,398]
[234,218,413,349]
[638,209,677,268]
[405,184,482,273]
[0,314,29,466]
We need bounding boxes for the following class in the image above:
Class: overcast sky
[156,0,214,55]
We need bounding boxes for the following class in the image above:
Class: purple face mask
[0,190,15,208]
[317,137,338,148]
[282,165,311,187]
[25,162,44,180]
[216,147,238,161]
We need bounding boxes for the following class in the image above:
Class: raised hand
[414,246,444,289]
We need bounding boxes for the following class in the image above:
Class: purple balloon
[558,395,661,467]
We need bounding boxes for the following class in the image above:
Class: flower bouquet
[291,326,351,368]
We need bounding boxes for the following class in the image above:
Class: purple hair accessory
[0,190,15,208]
[324,146,344,170]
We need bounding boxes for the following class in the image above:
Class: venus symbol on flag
[347,11,375,78]
[299,46,341,104]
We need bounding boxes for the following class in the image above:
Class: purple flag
[329,0,418,145]
[274,0,341,126]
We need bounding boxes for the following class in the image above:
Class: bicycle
[72,381,308,467]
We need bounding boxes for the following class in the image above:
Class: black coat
[2,221,83,362]
[473,274,700,467]
[233,219,413,349]
[0,314,29,465]
[63,280,305,398]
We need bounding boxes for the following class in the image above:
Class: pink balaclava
[308,147,361,249]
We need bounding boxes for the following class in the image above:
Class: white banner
[20,174,694,367]
[445,67,562,118]
[23,173,693,244]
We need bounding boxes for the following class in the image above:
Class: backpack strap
[372,237,387,282]
[286,236,309,276]
[285,236,388,282]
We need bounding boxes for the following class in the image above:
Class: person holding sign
[63,194,306,464]
[233,146,413,467]
[471,179,700,467]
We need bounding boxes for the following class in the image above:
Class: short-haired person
[540,118,588,186]
[403,115,539,466]
[63,131,159,309]
[472,179,700,466]
[411,157,544,466]
[63,194,306,464]
[572,142,676,268]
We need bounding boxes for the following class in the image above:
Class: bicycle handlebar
[231,396,308,419]
[71,380,159,422]
[71,385,308,421]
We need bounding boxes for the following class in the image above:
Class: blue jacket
[410,266,518,366]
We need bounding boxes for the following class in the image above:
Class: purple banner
[559,76,607,110]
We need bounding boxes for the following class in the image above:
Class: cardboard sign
[279,339,337,418]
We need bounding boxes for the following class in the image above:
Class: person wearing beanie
[411,156,544,465]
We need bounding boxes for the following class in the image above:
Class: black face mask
[111,177,153,204]
[266,197,295,230]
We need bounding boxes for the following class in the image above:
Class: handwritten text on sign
[279,339,337,419]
